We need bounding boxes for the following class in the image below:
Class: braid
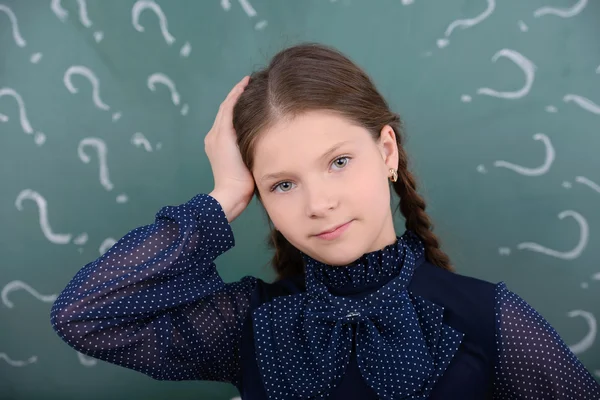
[266,227,304,278]
[393,145,454,272]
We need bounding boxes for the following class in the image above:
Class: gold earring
[389,168,398,182]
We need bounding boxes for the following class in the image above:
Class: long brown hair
[233,42,453,281]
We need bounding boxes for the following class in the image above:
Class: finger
[223,76,249,104]
[221,78,249,119]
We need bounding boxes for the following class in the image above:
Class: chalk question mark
[500,210,588,259]
[147,73,189,116]
[1,280,57,308]
[131,132,160,152]
[534,0,588,19]
[64,66,122,121]
[78,138,128,203]
[15,189,87,245]
[566,310,596,355]
[221,0,267,31]
[436,0,495,48]
[50,0,104,42]
[0,353,37,367]
[132,0,191,57]
[462,49,536,102]
[477,133,555,176]
[0,88,46,145]
[0,4,42,63]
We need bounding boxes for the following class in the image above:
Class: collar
[252,230,464,399]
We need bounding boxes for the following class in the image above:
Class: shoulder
[409,258,500,348]
[410,258,499,303]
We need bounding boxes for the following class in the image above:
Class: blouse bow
[252,232,465,399]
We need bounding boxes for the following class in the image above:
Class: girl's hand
[205,76,254,222]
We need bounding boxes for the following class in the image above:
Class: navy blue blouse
[50,193,600,399]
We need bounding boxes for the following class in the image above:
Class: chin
[313,247,362,267]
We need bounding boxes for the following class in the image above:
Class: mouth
[314,220,353,240]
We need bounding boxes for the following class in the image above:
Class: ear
[377,125,399,172]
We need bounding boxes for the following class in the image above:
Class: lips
[316,221,351,236]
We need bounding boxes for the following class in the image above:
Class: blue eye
[269,156,351,193]
[332,156,349,170]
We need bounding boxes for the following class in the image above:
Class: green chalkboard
[1,0,599,399]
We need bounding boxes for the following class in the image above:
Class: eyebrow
[259,140,353,183]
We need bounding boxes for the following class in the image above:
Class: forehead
[253,110,369,170]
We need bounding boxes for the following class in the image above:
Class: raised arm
[51,193,258,386]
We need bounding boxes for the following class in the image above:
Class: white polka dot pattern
[252,231,464,399]
[50,193,258,386]
[493,282,600,399]
[49,191,600,399]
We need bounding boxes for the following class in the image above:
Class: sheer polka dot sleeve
[50,193,258,386]
[493,282,600,399]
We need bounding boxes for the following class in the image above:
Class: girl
[51,43,600,399]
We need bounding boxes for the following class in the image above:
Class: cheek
[264,203,294,231]
[350,171,391,223]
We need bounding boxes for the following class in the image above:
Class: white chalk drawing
[78,352,97,367]
[492,133,555,176]
[51,0,104,43]
[1,280,57,308]
[567,310,596,354]
[221,0,267,31]
[78,138,114,191]
[563,94,600,115]
[50,0,68,20]
[64,67,113,114]
[575,176,600,194]
[534,0,588,19]
[180,103,189,116]
[15,189,73,245]
[131,132,153,152]
[516,210,588,260]
[0,88,46,145]
[0,353,37,367]
[147,73,188,116]
[545,105,558,113]
[462,49,536,102]
[131,0,191,57]
[437,0,495,48]
[0,4,42,63]
[64,66,121,120]
[401,0,415,5]
[498,247,511,256]
[518,20,528,32]
[77,138,129,203]
[99,237,117,255]
[73,232,89,246]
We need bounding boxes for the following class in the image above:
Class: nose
[304,179,338,217]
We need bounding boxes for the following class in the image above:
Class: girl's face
[252,110,400,267]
